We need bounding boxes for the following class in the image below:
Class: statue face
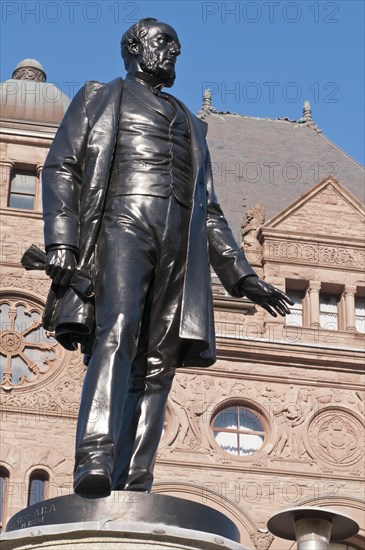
[137,22,181,87]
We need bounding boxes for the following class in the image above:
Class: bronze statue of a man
[42,18,292,495]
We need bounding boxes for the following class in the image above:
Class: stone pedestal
[1,520,249,549]
[2,492,250,550]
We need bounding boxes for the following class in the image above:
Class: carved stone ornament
[0,296,64,391]
[308,409,364,466]
[266,240,365,270]
[250,531,274,550]
[12,67,46,82]
[2,276,50,297]
[0,350,83,414]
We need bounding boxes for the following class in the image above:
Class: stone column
[308,281,321,327]
[343,285,357,331]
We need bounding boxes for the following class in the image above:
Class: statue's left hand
[238,276,294,317]
[45,248,77,287]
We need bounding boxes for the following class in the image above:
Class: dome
[12,58,47,81]
[0,59,70,124]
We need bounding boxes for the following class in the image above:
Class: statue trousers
[74,193,191,491]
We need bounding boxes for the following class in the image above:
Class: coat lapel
[78,77,123,270]
[124,78,174,120]
[172,97,207,184]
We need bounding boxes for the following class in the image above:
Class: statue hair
[121,18,159,70]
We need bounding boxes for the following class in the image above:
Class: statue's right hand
[45,248,77,286]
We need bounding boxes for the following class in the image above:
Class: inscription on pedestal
[6,492,240,543]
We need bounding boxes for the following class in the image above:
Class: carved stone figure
[269,388,312,460]
[41,18,292,495]
[241,204,265,261]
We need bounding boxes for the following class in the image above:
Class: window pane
[286,290,303,326]
[9,194,34,209]
[320,294,338,330]
[239,408,264,432]
[11,356,36,385]
[214,431,238,455]
[320,294,338,312]
[0,474,6,533]
[239,433,264,455]
[28,478,45,506]
[11,171,36,194]
[213,407,238,429]
[213,405,266,457]
[319,314,338,330]
[355,298,365,333]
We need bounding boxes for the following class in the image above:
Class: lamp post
[267,506,359,550]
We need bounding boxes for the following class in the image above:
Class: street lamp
[267,506,359,550]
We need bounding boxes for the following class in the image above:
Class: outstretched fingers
[272,301,289,317]
[274,288,295,306]
[262,295,292,317]
[261,302,278,317]
[274,297,292,315]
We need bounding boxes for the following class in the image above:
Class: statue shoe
[73,458,112,496]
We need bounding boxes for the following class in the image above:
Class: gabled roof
[265,176,365,240]
[205,111,365,239]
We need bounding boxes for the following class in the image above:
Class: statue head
[121,18,181,88]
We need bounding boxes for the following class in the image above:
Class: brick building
[1,60,364,549]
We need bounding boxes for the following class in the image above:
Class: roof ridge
[204,110,323,127]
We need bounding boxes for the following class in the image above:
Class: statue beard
[139,45,176,88]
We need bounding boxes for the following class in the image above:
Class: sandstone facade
[0,64,364,550]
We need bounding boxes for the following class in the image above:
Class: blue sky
[1,0,364,165]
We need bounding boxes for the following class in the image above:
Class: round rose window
[0,297,63,390]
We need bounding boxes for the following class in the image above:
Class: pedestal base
[3,492,250,550]
[1,520,249,549]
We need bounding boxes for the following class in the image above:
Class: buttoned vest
[108,77,193,208]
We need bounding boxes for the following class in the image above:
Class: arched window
[211,404,266,456]
[28,470,49,507]
[0,467,9,533]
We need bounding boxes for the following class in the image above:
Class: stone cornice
[0,131,55,147]
[258,227,365,248]
[155,457,364,483]
[1,208,43,219]
[0,117,59,132]
[214,337,365,372]
[184,365,364,391]
[213,296,255,313]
